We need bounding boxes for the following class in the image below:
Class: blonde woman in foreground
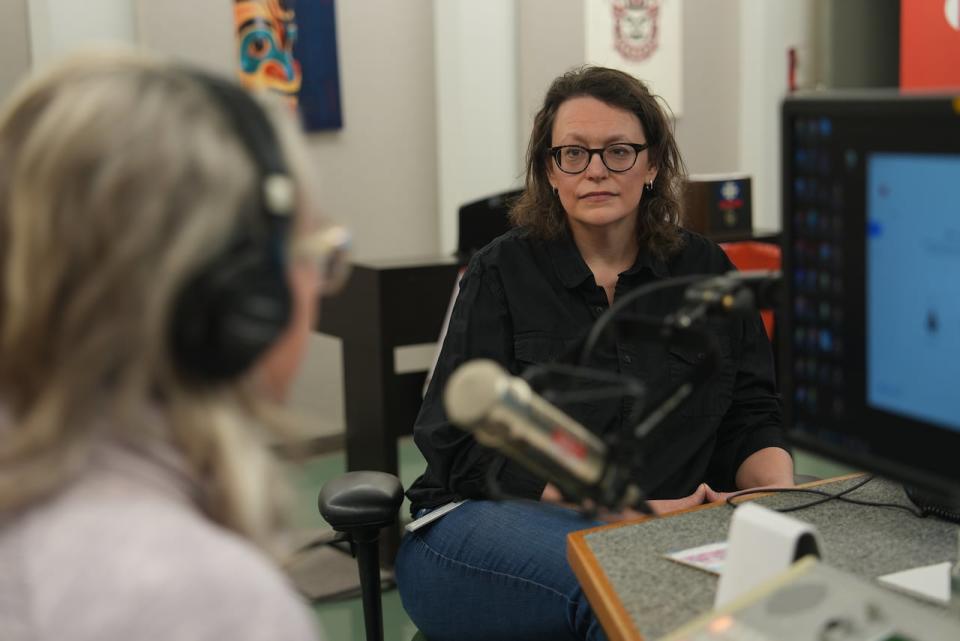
[0,51,345,641]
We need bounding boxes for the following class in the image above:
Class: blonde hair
[0,50,313,548]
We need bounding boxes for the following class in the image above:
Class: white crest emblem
[946,0,960,31]
[612,0,662,63]
[721,181,740,201]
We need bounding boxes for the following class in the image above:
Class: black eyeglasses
[548,143,649,174]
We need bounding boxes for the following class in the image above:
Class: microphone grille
[444,359,512,428]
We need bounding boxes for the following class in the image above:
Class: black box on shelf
[683,173,753,240]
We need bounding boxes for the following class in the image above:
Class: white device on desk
[716,503,822,607]
[661,556,960,641]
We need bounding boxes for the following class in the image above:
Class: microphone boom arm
[610,270,782,489]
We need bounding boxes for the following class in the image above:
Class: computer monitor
[780,91,960,501]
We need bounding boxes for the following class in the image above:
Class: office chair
[317,471,404,641]
[718,240,781,340]
[314,189,521,641]
[424,188,523,394]
[455,188,521,265]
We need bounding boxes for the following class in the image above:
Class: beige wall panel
[0,0,31,100]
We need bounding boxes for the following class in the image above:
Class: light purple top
[0,439,323,641]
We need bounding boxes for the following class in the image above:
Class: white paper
[714,503,822,608]
[878,562,952,604]
[664,541,728,575]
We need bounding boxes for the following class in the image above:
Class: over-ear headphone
[169,69,295,382]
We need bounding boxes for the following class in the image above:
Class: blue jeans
[395,500,609,641]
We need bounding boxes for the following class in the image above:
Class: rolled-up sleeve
[708,309,791,490]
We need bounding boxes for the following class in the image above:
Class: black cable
[521,362,646,407]
[772,474,873,512]
[578,273,710,366]
[724,476,925,518]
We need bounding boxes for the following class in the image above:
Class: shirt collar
[547,229,669,288]
[623,243,669,279]
[546,230,593,288]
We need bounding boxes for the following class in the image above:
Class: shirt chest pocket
[667,336,735,418]
[513,335,567,367]
[513,335,604,424]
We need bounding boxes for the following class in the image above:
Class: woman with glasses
[396,66,793,641]
[0,51,350,640]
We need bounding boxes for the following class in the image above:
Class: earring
[644,181,654,192]
[553,187,559,197]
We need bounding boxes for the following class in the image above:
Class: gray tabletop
[576,476,960,640]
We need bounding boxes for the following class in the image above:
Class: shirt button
[593,306,605,315]
[623,355,633,364]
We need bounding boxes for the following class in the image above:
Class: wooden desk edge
[566,473,864,641]
[568,527,644,641]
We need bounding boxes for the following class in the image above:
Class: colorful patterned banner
[234,0,342,130]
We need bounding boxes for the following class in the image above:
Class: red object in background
[788,47,798,93]
[901,0,960,89]
[719,241,780,341]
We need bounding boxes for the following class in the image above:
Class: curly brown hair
[510,66,686,261]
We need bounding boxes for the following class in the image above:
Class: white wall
[23,0,235,77]
[136,1,234,75]
[433,0,520,256]
[292,0,440,433]
[517,0,586,162]
[0,0,31,100]
[673,0,741,175]
[308,0,438,262]
[738,0,816,232]
[27,0,135,64]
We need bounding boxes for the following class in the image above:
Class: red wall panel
[901,0,960,89]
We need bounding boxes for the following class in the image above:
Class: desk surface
[568,476,960,641]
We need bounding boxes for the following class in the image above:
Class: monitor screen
[781,92,960,498]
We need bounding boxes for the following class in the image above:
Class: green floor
[289,437,853,641]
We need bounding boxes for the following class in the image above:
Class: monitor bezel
[781,91,960,500]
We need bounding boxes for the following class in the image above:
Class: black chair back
[456,189,521,265]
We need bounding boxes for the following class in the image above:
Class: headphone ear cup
[168,69,296,382]
[171,245,291,382]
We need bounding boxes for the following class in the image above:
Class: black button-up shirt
[407,227,788,512]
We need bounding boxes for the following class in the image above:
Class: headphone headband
[168,70,295,382]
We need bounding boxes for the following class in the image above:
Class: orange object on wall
[901,0,960,89]
[719,241,780,341]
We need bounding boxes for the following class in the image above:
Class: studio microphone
[444,359,642,511]
[685,269,782,312]
[671,269,782,327]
